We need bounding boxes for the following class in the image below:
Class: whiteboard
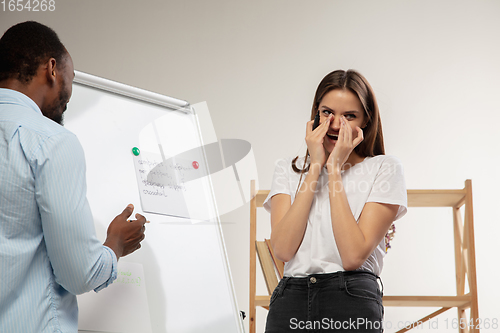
[66,71,244,333]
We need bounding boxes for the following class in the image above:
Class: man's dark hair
[0,21,67,84]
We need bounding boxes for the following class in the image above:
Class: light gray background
[2,1,499,332]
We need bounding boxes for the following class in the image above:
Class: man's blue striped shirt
[0,88,117,332]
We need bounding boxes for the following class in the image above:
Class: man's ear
[44,58,57,86]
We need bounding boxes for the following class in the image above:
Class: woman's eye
[345,114,356,120]
[321,110,332,116]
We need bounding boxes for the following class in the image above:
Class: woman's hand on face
[305,114,332,167]
[326,115,364,171]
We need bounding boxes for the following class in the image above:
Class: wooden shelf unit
[249,180,479,333]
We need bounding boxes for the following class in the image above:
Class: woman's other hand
[326,115,363,172]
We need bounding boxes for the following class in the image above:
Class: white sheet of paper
[77,262,152,333]
[132,150,189,218]
[132,106,213,221]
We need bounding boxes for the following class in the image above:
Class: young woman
[263,69,407,332]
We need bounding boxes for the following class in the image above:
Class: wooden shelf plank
[407,190,466,207]
[255,295,271,307]
[383,295,471,307]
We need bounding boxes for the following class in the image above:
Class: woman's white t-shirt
[263,155,408,277]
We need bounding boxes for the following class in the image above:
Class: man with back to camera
[0,21,148,332]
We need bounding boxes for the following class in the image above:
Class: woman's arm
[270,162,322,262]
[270,115,332,262]
[328,169,399,270]
[326,115,398,270]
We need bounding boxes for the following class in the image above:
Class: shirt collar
[0,88,43,116]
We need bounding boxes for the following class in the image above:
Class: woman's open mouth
[326,133,338,141]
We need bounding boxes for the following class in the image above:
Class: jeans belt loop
[278,277,290,297]
[339,271,345,290]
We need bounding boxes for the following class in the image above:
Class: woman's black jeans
[264,270,384,333]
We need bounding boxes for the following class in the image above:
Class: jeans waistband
[277,270,383,295]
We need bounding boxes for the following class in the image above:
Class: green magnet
[132,147,140,156]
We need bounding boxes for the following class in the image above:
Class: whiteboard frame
[73,71,244,333]
[74,70,191,111]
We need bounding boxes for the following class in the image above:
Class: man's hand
[103,204,148,259]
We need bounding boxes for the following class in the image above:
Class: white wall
[2,1,499,332]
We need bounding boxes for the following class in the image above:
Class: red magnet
[192,161,199,169]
